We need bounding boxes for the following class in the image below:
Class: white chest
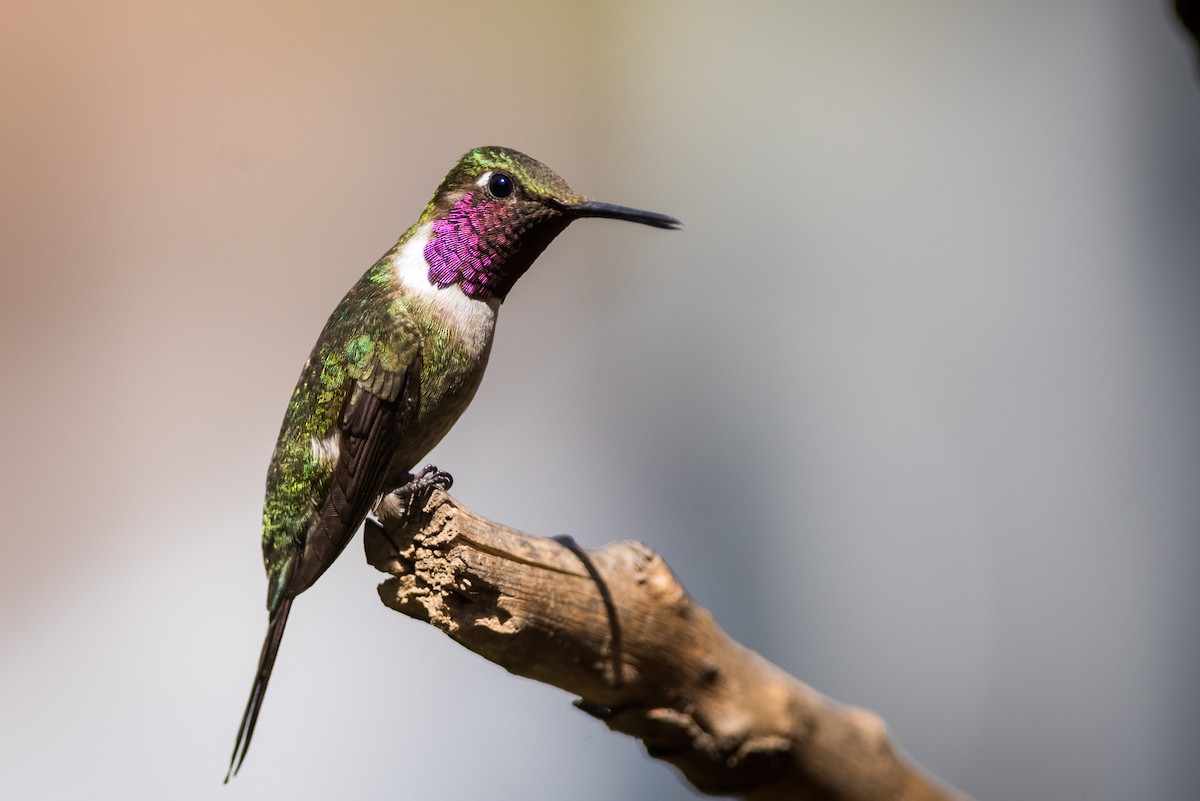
[391,222,500,361]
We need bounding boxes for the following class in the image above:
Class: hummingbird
[226,146,679,780]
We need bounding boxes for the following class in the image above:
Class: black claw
[389,464,453,499]
[420,464,454,491]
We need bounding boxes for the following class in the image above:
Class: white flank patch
[310,433,340,469]
[391,222,500,361]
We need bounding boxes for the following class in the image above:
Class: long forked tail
[225,596,294,782]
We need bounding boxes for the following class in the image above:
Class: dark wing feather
[287,349,423,596]
[226,349,423,781]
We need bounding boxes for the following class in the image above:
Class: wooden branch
[365,490,975,801]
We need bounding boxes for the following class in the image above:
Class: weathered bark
[365,490,974,801]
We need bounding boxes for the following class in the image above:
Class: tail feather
[225,596,294,782]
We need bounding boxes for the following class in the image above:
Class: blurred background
[2,2,1198,799]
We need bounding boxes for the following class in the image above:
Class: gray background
[2,2,1197,800]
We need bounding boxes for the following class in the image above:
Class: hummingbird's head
[418,146,680,301]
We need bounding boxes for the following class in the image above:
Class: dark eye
[487,172,514,199]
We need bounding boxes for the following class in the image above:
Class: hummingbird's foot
[390,464,454,499]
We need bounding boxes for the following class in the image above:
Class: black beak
[556,199,682,230]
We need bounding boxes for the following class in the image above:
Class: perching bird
[226,146,679,779]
